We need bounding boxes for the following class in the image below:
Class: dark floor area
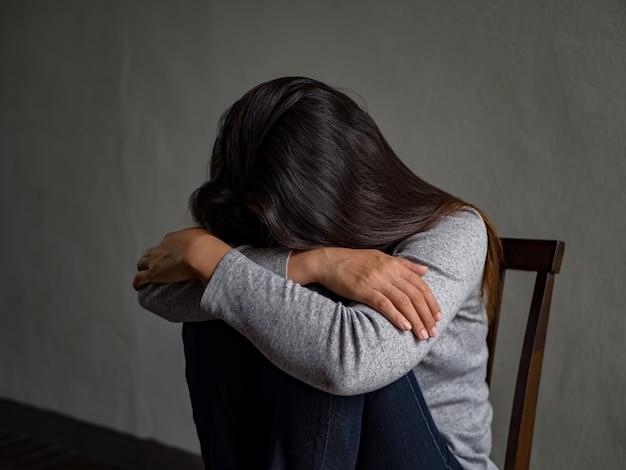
[0,399,203,470]
[0,432,123,469]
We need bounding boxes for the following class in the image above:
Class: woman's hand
[133,228,231,290]
[289,248,441,340]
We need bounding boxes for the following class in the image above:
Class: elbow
[137,286,158,313]
[136,286,152,311]
[137,286,182,323]
[323,377,360,397]
[310,345,418,396]
[317,368,380,397]
[322,371,410,397]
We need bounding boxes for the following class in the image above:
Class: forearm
[137,246,291,322]
[201,209,487,395]
[289,246,439,338]
[138,280,214,322]
[203,249,431,395]
[138,245,428,394]
[138,209,486,395]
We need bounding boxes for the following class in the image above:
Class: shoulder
[394,208,487,282]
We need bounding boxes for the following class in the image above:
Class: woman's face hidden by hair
[191,77,451,250]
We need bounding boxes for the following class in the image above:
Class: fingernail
[402,320,412,331]
[419,329,429,340]
[435,311,442,321]
[430,326,438,337]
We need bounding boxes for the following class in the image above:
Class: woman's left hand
[289,247,441,340]
[133,228,231,290]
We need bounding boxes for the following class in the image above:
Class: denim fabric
[183,321,463,470]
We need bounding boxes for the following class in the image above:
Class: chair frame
[486,238,565,470]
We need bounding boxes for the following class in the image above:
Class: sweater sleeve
[200,209,487,395]
[137,246,291,322]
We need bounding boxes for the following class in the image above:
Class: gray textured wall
[1,1,624,468]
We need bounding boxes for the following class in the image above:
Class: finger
[382,284,431,340]
[396,257,428,276]
[363,259,433,339]
[137,255,150,271]
[409,274,442,322]
[132,270,150,290]
[396,268,442,322]
[366,290,414,333]
[137,247,155,271]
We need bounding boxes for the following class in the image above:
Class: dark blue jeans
[183,321,463,470]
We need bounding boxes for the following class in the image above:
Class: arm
[138,241,439,335]
[289,248,440,339]
[137,246,291,322]
[200,209,487,395]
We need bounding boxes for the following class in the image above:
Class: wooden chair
[486,238,565,470]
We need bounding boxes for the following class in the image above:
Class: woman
[134,77,502,469]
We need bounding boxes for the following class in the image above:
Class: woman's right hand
[133,228,231,290]
[288,248,441,340]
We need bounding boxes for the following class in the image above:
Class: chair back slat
[488,238,565,470]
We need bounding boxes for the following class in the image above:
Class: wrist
[288,248,325,285]
[186,234,232,286]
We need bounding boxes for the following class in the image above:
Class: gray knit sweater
[138,208,497,470]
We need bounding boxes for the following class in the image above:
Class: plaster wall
[1,1,624,468]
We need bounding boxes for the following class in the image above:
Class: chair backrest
[486,238,565,470]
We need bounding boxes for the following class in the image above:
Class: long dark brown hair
[190,77,502,320]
